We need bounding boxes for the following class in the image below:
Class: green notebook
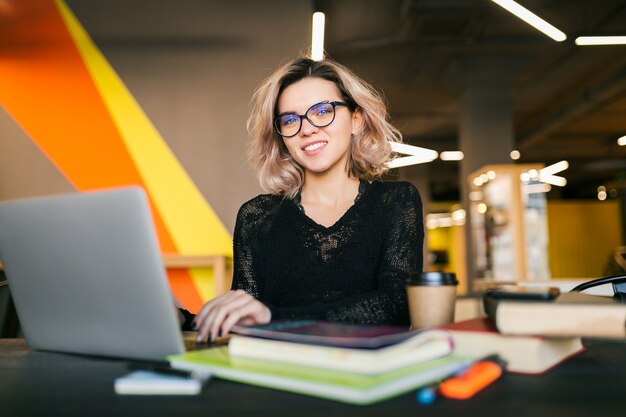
[169,347,470,405]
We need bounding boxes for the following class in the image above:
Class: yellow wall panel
[547,201,622,278]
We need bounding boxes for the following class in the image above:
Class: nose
[299,116,319,136]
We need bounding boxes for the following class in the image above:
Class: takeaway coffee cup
[406,272,458,329]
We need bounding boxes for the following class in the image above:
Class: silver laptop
[0,187,187,361]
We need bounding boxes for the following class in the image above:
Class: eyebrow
[276,100,335,117]
[277,110,299,117]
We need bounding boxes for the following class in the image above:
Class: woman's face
[276,77,361,178]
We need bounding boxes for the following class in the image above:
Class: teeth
[304,142,327,151]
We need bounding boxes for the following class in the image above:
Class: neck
[301,172,360,208]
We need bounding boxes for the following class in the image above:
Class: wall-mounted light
[575,36,626,46]
[618,135,626,146]
[490,0,566,42]
[311,12,325,61]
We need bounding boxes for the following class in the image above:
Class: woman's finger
[194,291,235,327]
[194,290,241,340]
[220,299,271,336]
[205,291,256,340]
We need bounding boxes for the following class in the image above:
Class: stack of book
[441,318,585,375]
[169,321,471,405]
[442,290,626,375]
[486,291,626,339]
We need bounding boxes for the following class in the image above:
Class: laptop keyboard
[182,331,228,351]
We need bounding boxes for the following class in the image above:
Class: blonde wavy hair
[246,56,402,198]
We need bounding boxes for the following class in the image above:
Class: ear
[351,109,364,135]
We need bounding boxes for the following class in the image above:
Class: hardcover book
[485,292,626,339]
[440,317,584,375]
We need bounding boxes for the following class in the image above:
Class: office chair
[0,273,21,338]
[615,246,626,272]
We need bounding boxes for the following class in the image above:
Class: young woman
[194,57,424,342]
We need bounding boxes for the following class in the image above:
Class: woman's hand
[193,290,271,342]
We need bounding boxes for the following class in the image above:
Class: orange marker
[439,361,502,400]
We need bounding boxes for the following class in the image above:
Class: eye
[311,103,333,117]
[317,108,330,116]
[280,114,299,126]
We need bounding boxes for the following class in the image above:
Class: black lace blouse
[230,180,424,326]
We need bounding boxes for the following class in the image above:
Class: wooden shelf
[162,254,232,295]
[0,256,233,295]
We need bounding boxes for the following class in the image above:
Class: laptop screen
[0,187,185,361]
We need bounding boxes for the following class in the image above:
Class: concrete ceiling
[64,0,626,201]
[321,0,626,200]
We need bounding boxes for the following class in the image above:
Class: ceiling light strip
[388,155,433,169]
[539,174,567,187]
[491,0,566,42]
[440,151,464,161]
[524,183,552,193]
[388,142,438,168]
[539,160,569,176]
[311,12,325,61]
[575,36,626,46]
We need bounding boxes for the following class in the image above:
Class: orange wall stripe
[0,0,203,311]
[55,0,233,305]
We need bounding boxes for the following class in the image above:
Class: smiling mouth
[303,141,328,152]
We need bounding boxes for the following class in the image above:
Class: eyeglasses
[274,101,347,138]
